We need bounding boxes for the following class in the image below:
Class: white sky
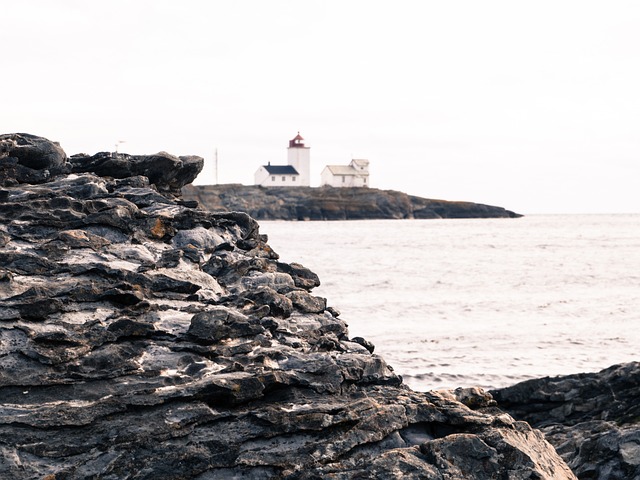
[3,0,639,214]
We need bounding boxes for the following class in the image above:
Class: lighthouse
[287,132,310,186]
[254,132,311,187]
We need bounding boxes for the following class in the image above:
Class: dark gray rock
[0,133,69,185]
[71,150,203,193]
[188,308,265,343]
[285,290,327,314]
[492,362,640,480]
[0,133,572,480]
[0,133,67,170]
[352,336,375,354]
[182,183,523,220]
[242,285,294,318]
[277,261,321,290]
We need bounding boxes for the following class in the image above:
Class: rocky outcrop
[0,133,69,185]
[69,151,204,194]
[0,133,571,479]
[182,184,522,220]
[492,362,640,480]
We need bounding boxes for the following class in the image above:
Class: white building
[321,159,370,187]
[254,133,311,187]
[254,163,300,186]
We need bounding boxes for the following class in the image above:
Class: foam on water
[261,214,640,390]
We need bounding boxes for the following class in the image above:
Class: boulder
[0,133,570,479]
[70,150,203,192]
[0,133,67,170]
[0,133,69,185]
[492,362,640,480]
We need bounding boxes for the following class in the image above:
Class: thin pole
[214,148,218,184]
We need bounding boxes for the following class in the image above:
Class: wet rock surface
[492,362,640,480]
[0,134,571,479]
[182,184,522,220]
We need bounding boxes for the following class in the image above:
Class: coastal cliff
[182,184,522,220]
[0,133,569,479]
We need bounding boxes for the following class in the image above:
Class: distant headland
[192,132,522,220]
[182,183,523,220]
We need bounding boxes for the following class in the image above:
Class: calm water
[260,215,640,391]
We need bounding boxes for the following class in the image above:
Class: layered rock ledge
[1,133,570,479]
[492,362,640,480]
[182,184,522,221]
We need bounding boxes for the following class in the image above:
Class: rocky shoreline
[182,183,522,221]
[0,133,636,479]
[492,362,640,479]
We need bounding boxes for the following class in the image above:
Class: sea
[259,214,640,392]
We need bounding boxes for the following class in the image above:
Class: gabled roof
[263,165,299,175]
[350,159,369,167]
[324,165,360,176]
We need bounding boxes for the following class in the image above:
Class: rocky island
[1,133,636,479]
[182,184,522,221]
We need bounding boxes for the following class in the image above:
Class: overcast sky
[3,1,639,214]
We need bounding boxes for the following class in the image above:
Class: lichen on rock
[0,134,572,479]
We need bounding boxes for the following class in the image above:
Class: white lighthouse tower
[287,132,311,186]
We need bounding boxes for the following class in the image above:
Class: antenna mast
[214,148,218,184]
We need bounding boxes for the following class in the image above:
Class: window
[364,177,367,183]
[282,176,286,181]
[271,176,275,181]
[292,176,296,181]
[342,176,345,183]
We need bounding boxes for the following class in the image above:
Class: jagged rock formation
[182,184,522,220]
[0,133,571,479]
[492,362,640,480]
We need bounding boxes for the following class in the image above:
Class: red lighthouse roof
[289,132,305,148]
